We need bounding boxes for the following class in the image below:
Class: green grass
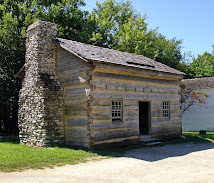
[165,132,214,144]
[0,132,213,172]
[183,132,214,143]
[0,139,98,172]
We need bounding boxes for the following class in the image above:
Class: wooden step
[138,137,163,146]
[140,138,159,142]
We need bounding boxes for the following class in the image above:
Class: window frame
[163,101,170,118]
[111,100,123,122]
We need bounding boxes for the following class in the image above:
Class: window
[112,100,123,122]
[163,101,170,118]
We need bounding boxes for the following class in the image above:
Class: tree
[189,52,214,78]
[43,0,96,43]
[0,0,90,134]
[90,0,183,70]
[153,35,182,69]
[176,51,194,79]
[0,69,20,134]
[90,0,156,50]
[0,0,27,134]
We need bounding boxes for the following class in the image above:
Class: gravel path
[0,143,214,183]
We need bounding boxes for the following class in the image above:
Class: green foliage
[0,0,91,75]
[177,61,191,78]
[43,0,95,43]
[90,0,183,70]
[0,0,26,134]
[189,52,214,78]
[153,35,182,69]
[0,0,90,134]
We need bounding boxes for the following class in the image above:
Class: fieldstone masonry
[18,20,64,146]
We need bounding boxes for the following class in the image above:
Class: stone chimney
[18,20,64,146]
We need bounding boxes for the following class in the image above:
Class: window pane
[163,101,170,118]
[112,100,122,121]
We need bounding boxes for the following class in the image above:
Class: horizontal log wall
[57,47,92,147]
[56,48,182,148]
[89,65,182,147]
[93,62,183,80]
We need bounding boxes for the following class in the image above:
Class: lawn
[0,139,98,172]
[166,132,214,144]
[184,132,214,143]
[0,132,213,172]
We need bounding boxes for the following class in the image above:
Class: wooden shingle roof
[183,77,214,90]
[54,38,184,76]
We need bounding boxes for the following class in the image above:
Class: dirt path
[0,143,214,183]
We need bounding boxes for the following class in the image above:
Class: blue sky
[82,0,214,60]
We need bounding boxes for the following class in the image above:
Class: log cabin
[18,20,184,148]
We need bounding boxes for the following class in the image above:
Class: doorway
[139,102,150,135]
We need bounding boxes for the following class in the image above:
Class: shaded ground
[0,143,214,183]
